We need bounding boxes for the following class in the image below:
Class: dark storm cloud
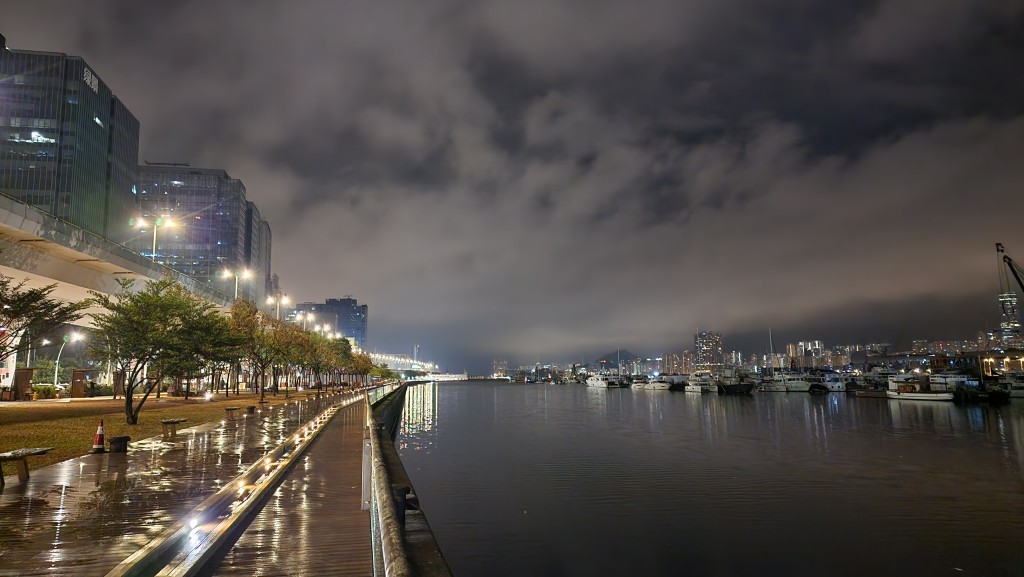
[3,0,1023,371]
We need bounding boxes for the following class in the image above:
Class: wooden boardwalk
[199,401,372,576]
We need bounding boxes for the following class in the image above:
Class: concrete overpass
[0,191,231,323]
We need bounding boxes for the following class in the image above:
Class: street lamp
[222,269,253,299]
[27,338,50,368]
[266,294,290,320]
[54,333,83,387]
[138,217,174,259]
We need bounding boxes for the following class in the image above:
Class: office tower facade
[328,297,368,350]
[0,34,140,243]
[129,164,270,302]
[293,297,368,349]
[695,331,723,369]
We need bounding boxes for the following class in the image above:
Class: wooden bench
[0,447,53,486]
[160,418,188,437]
[224,406,241,420]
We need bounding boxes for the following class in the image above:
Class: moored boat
[885,389,954,401]
[645,377,672,390]
[886,375,953,402]
[586,375,617,388]
[686,371,716,393]
[717,368,756,395]
[998,372,1024,398]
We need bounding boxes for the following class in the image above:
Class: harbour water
[396,381,1024,576]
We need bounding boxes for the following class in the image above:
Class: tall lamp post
[222,269,253,299]
[27,338,50,368]
[138,217,174,259]
[53,333,83,387]
[266,294,290,320]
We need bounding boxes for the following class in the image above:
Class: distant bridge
[368,352,439,372]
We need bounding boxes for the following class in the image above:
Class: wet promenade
[0,392,365,577]
[197,400,371,577]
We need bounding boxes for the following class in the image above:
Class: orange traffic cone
[90,419,106,454]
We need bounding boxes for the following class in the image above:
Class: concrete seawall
[370,384,453,577]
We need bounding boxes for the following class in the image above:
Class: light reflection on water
[398,382,1024,577]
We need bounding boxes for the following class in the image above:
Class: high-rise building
[294,297,368,350]
[328,297,367,350]
[129,164,270,302]
[0,33,140,243]
[695,331,723,369]
[491,357,508,378]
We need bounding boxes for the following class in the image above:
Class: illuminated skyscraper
[294,297,368,349]
[129,164,271,303]
[0,33,139,242]
[695,331,723,369]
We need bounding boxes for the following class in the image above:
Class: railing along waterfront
[365,381,452,577]
[367,384,412,577]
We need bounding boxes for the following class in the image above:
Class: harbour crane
[997,243,1024,295]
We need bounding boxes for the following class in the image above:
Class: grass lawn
[0,392,316,473]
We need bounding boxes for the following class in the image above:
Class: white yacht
[646,377,672,390]
[630,375,650,388]
[778,372,812,392]
[686,371,716,393]
[805,373,846,392]
[756,372,789,392]
[586,375,616,388]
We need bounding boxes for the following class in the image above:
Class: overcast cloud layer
[4,0,1024,371]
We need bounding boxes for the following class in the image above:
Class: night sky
[3,1,1024,372]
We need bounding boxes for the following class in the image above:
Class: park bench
[160,418,188,438]
[0,447,53,487]
[224,406,241,420]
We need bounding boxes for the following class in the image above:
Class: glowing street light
[222,269,253,300]
[54,333,83,388]
[266,294,290,320]
[137,217,174,259]
[296,312,314,330]
[27,337,50,368]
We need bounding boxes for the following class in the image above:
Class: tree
[89,278,226,424]
[0,275,88,367]
[230,299,285,402]
[371,364,397,382]
[349,352,375,386]
[155,301,243,399]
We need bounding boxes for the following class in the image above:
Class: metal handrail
[366,384,412,577]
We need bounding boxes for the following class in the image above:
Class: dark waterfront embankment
[397,381,1024,577]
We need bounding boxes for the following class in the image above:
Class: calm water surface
[396,382,1024,577]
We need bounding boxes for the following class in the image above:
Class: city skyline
[2,2,1024,373]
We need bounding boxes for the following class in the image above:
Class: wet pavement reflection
[198,402,371,577]
[0,393,357,577]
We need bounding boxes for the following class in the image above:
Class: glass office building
[294,297,368,350]
[0,34,140,243]
[130,164,271,302]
